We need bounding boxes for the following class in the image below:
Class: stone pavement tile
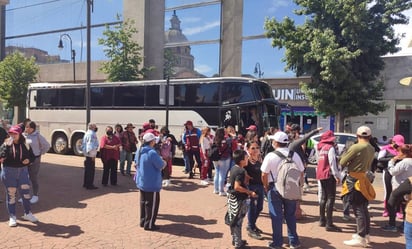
[0,154,405,248]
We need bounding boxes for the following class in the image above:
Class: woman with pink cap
[378,134,405,217]
[0,125,38,227]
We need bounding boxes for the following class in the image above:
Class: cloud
[183,20,220,35]
[180,17,202,24]
[392,8,412,55]
[268,0,290,13]
[195,64,213,74]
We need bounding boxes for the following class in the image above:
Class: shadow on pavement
[17,221,84,238]
[0,158,138,222]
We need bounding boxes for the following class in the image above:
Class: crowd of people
[2,117,412,249]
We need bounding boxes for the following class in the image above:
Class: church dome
[165,10,188,43]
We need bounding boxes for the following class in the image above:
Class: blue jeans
[1,166,32,216]
[405,220,412,249]
[268,187,300,247]
[213,158,231,193]
[120,150,133,174]
[247,184,264,230]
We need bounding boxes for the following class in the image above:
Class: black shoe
[102,183,108,187]
[255,226,263,234]
[188,173,194,179]
[326,224,342,232]
[144,225,160,231]
[248,230,263,240]
[86,186,98,190]
[319,220,326,227]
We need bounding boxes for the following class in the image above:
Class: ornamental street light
[58,33,76,83]
[254,62,264,78]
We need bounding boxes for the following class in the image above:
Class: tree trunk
[335,112,346,132]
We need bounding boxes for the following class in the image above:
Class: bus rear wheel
[52,133,69,155]
[72,135,84,156]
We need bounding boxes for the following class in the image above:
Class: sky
[4,0,412,79]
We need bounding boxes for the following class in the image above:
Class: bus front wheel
[52,134,69,155]
[72,135,84,156]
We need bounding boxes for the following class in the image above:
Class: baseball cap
[246,125,257,131]
[8,125,22,134]
[143,133,156,142]
[268,131,289,144]
[392,134,405,146]
[184,120,193,126]
[356,126,372,137]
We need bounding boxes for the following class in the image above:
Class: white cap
[268,131,289,143]
[356,126,371,137]
[143,133,156,142]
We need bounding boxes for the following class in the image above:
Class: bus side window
[114,86,145,107]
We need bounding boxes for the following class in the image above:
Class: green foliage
[265,0,412,118]
[98,15,149,81]
[0,52,39,108]
[164,48,178,79]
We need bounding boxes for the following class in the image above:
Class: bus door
[221,105,258,136]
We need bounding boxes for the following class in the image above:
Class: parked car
[307,132,358,164]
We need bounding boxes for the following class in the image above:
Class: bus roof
[28,77,267,89]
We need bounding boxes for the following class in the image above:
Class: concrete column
[219,0,243,77]
[0,0,9,60]
[124,0,165,80]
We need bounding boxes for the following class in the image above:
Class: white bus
[27,77,281,156]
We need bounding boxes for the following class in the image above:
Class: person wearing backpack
[261,131,305,249]
[316,130,342,232]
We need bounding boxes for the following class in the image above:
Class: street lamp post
[254,62,264,78]
[58,33,76,83]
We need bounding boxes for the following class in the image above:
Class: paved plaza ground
[0,153,406,249]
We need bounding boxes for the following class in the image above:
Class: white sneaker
[162,180,170,187]
[219,192,227,196]
[352,234,370,244]
[213,190,219,194]
[30,196,39,204]
[9,216,17,227]
[200,180,209,186]
[344,234,367,247]
[22,212,39,223]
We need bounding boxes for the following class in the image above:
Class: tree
[0,52,39,121]
[264,0,412,131]
[163,48,178,79]
[98,15,149,81]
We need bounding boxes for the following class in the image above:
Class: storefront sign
[273,88,308,101]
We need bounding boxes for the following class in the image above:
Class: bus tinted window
[146,85,160,106]
[256,82,274,99]
[222,82,254,104]
[114,86,144,107]
[37,89,59,107]
[91,87,113,107]
[59,88,85,107]
[173,84,219,106]
[196,83,219,106]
